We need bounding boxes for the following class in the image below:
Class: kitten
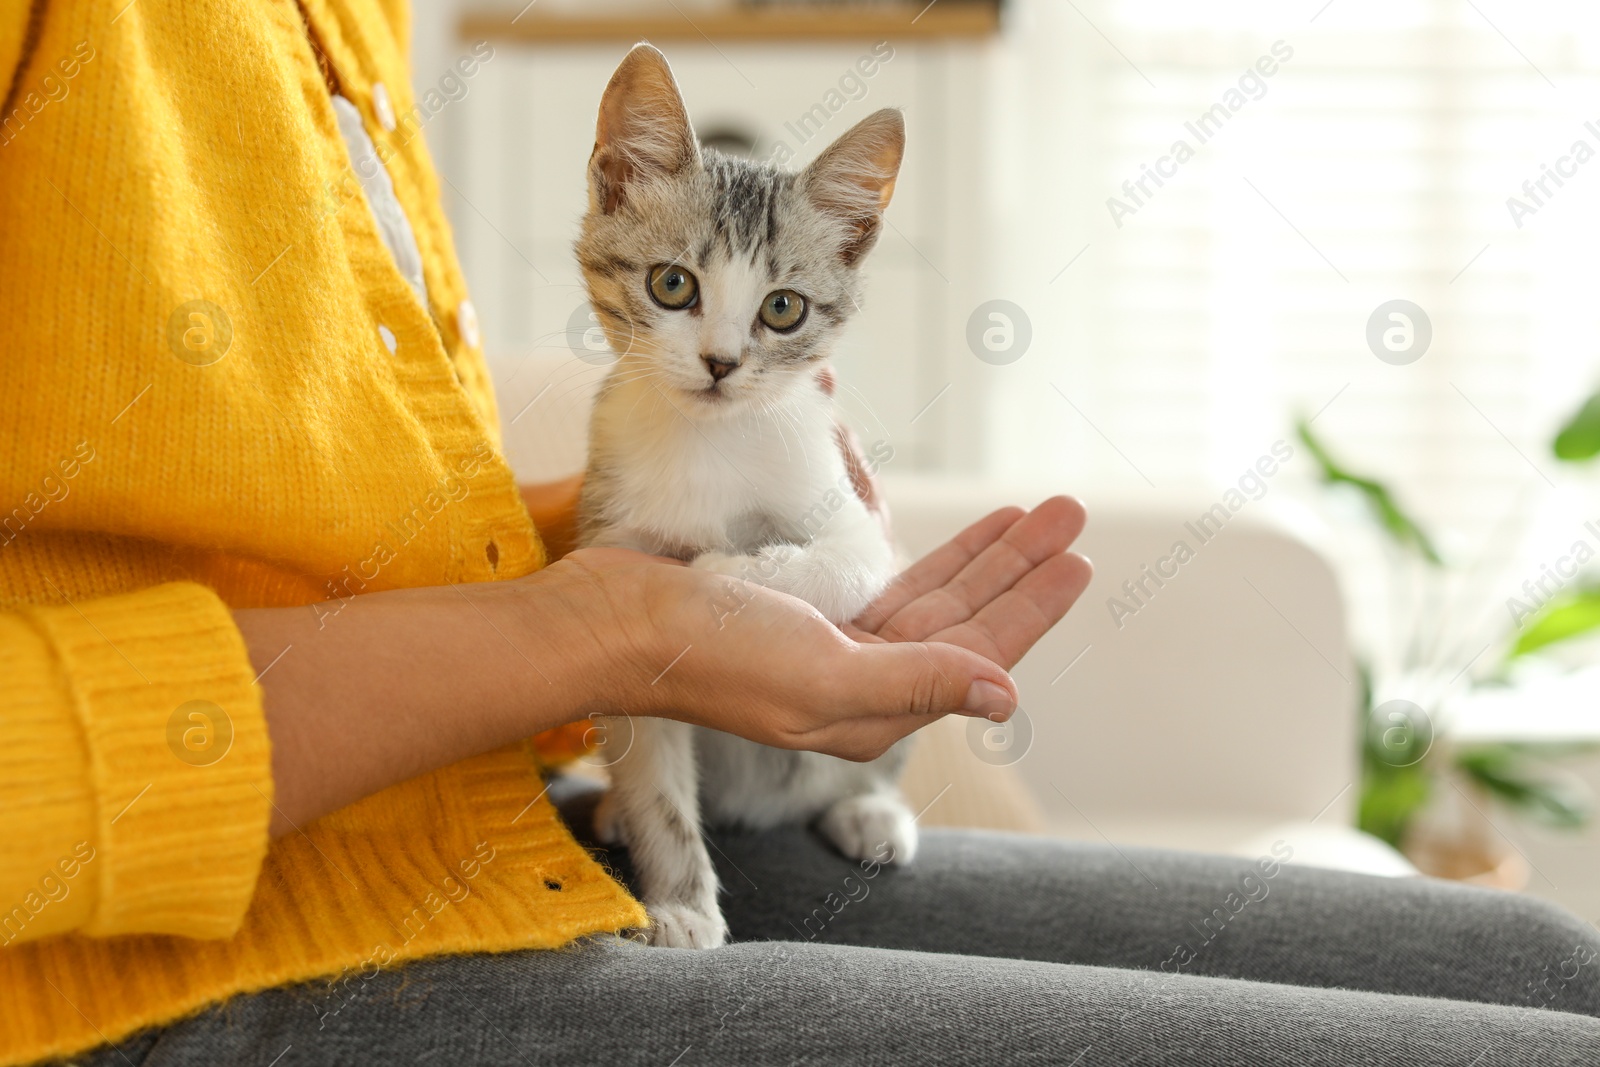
[574,44,913,949]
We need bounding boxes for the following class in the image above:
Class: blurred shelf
[460,3,1000,44]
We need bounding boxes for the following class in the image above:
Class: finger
[856,505,1026,632]
[803,640,1017,734]
[878,496,1087,642]
[838,622,888,644]
[929,551,1094,669]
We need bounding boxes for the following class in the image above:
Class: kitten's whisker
[539,363,632,407]
[542,378,608,410]
[622,375,669,425]
[541,366,664,415]
[834,381,893,442]
[772,398,818,481]
[764,399,797,465]
[765,398,811,479]
[529,329,583,348]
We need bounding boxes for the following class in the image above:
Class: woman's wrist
[237,571,620,835]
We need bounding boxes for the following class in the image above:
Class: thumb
[842,641,1019,722]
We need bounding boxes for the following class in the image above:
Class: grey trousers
[74,783,1600,1066]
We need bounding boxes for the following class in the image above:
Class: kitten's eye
[759,289,807,332]
[647,264,699,310]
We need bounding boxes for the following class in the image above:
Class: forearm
[236,581,594,837]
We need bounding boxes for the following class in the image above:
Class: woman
[1,2,1596,1064]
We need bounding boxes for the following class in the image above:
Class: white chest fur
[587,372,855,556]
[581,367,894,625]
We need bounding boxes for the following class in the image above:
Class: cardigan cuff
[25,582,272,939]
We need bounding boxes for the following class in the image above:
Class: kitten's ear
[800,108,905,266]
[589,43,699,215]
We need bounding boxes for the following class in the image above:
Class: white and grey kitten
[574,44,913,949]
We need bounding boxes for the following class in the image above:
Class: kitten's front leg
[603,717,728,948]
[817,789,919,866]
[692,501,895,624]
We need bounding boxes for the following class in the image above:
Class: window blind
[988,0,1600,682]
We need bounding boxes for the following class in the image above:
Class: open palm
[848,496,1092,670]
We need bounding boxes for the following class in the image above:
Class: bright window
[990,0,1600,673]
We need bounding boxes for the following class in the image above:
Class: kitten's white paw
[643,902,729,949]
[818,793,918,866]
[793,578,875,626]
[592,791,621,845]
[692,545,811,586]
[693,546,876,624]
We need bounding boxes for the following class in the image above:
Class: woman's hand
[546,547,1023,763]
[238,497,1091,834]
[546,496,1092,759]
[851,495,1091,669]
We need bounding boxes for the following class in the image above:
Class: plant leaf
[1456,746,1593,829]
[1358,763,1431,847]
[1356,660,1432,847]
[1554,391,1600,462]
[1494,740,1600,760]
[1296,417,1443,564]
[1509,587,1600,658]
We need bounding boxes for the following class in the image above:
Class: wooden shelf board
[460,4,1000,44]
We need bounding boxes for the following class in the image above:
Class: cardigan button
[372,82,397,132]
[457,299,481,349]
[378,324,398,353]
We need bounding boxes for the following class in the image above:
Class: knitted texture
[0,1,645,1063]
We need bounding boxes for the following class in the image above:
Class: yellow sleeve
[0,583,272,945]
[0,0,34,101]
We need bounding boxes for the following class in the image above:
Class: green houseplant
[1295,415,1595,882]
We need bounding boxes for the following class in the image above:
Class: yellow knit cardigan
[0,1,644,1062]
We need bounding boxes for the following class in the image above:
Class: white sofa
[885,479,1414,877]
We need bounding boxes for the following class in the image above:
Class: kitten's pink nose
[702,354,739,382]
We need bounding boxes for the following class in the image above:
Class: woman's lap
[92,935,1600,1067]
[613,792,1599,1014]
[77,784,1600,1065]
